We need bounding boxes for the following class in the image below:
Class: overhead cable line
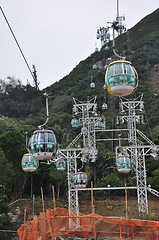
[0,6,35,81]
[0,229,17,233]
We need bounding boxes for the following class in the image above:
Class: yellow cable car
[105,60,138,96]
[21,153,39,172]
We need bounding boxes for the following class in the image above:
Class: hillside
[45,8,159,129]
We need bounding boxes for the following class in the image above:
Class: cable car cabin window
[47,132,57,153]
[48,133,53,142]
[83,174,87,180]
[114,63,123,75]
[117,156,131,169]
[53,134,57,145]
[36,132,45,152]
[124,64,134,76]
[31,134,36,145]
[29,135,36,153]
[108,65,114,77]
[31,145,36,154]
[124,64,136,87]
[124,76,136,87]
[108,64,123,87]
[108,77,117,87]
[39,132,45,143]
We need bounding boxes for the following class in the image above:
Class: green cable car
[73,172,88,188]
[71,118,79,127]
[94,120,105,130]
[56,159,66,171]
[116,152,131,173]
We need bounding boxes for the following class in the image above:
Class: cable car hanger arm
[38,93,49,129]
[112,27,125,60]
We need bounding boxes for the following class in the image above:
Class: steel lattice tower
[54,95,158,222]
[54,97,105,227]
[117,95,158,215]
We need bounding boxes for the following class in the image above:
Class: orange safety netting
[18,207,159,240]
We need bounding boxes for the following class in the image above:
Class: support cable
[0,230,17,233]
[0,6,35,81]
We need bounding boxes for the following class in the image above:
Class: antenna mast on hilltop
[112,0,126,58]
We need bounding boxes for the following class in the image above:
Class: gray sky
[0,0,158,89]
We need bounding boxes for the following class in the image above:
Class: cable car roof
[108,59,132,66]
[74,171,87,175]
[32,129,54,134]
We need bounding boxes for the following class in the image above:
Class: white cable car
[21,153,38,172]
[116,152,131,173]
[105,60,138,96]
[90,81,95,88]
[89,148,98,162]
[71,118,79,127]
[81,127,87,133]
[29,129,57,161]
[56,159,66,171]
[73,172,88,188]
[102,96,107,110]
[92,63,97,69]
[90,77,95,88]
[94,120,105,130]
[102,103,107,110]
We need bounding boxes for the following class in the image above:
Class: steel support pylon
[136,147,148,214]
[119,95,149,215]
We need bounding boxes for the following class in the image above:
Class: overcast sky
[0,0,158,89]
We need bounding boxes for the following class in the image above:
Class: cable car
[105,60,138,96]
[92,63,97,69]
[89,148,98,162]
[71,118,79,127]
[81,127,87,133]
[94,120,105,130]
[102,103,107,110]
[116,152,131,173]
[56,159,66,171]
[73,172,88,188]
[90,77,95,88]
[81,148,89,162]
[21,153,38,172]
[29,129,57,161]
[90,81,95,88]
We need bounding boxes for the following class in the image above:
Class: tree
[0,150,14,239]
[0,130,25,198]
[0,194,13,240]
[0,149,15,196]
[32,65,40,90]
[49,169,67,199]
[147,168,159,190]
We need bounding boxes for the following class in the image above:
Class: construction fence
[18,207,159,240]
